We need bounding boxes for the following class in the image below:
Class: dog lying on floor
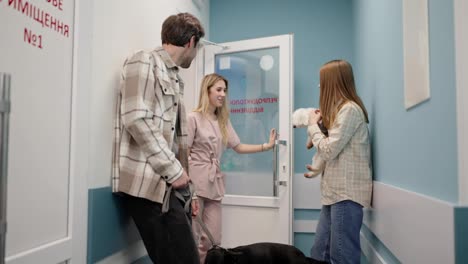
[292,108,328,178]
[205,242,328,264]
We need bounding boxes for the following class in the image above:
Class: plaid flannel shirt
[308,101,373,208]
[112,47,189,204]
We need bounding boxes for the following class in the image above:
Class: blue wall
[455,207,468,263]
[210,0,355,255]
[210,0,354,190]
[351,0,461,262]
[212,0,458,203]
[211,0,461,261]
[352,0,458,203]
[87,187,141,263]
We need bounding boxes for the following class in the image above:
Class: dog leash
[162,183,193,214]
[161,182,219,249]
[195,212,218,248]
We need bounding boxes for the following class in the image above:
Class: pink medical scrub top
[187,112,240,200]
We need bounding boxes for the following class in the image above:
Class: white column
[454,0,468,205]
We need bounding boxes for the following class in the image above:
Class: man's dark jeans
[121,191,200,264]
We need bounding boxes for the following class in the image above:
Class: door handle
[275,139,287,146]
[273,139,287,196]
[275,180,288,187]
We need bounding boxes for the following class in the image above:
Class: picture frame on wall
[403,0,431,110]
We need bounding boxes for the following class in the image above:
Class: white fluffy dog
[292,108,326,178]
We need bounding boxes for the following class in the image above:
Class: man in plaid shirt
[112,13,205,263]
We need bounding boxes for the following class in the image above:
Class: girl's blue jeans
[310,200,363,264]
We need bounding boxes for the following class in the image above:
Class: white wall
[1,0,88,262]
[454,0,468,205]
[363,182,455,264]
[89,0,210,188]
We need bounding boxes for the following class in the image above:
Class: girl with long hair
[308,60,372,264]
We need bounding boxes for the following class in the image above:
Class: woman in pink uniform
[187,73,276,263]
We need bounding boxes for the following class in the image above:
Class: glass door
[216,48,279,197]
[202,34,293,246]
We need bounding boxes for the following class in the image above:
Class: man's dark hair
[161,13,205,47]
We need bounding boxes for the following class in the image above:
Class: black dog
[205,242,328,264]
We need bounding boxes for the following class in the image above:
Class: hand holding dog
[308,109,322,125]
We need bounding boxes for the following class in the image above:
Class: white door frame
[454,0,468,205]
[200,34,294,245]
[3,0,88,262]
[70,0,90,262]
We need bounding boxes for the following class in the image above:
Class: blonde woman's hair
[194,73,230,145]
[319,60,369,129]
